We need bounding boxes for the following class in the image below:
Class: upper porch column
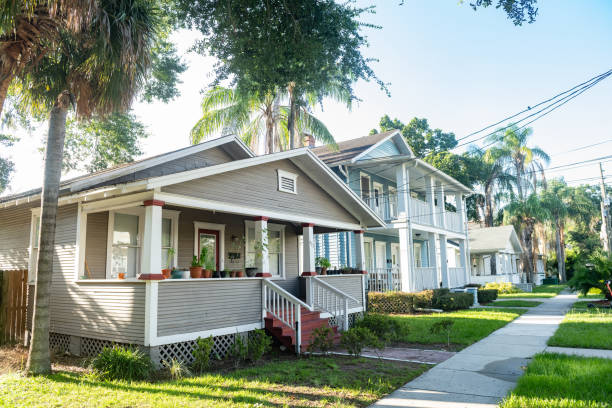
[140,200,164,280]
[436,181,446,229]
[425,175,436,226]
[395,163,415,292]
[254,216,271,277]
[301,223,316,276]
[455,193,465,234]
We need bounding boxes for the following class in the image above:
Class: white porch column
[455,193,465,233]
[396,164,415,292]
[436,182,446,229]
[254,217,270,277]
[425,176,436,226]
[459,238,469,284]
[140,199,163,279]
[301,223,316,276]
[439,234,449,288]
[353,230,367,274]
[428,232,439,287]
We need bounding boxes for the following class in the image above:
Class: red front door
[198,229,220,270]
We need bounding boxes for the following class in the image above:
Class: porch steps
[264,307,341,352]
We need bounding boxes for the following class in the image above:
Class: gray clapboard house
[469,225,523,285]
[0,136,384,362]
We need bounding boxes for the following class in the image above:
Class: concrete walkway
[370,293,577,408]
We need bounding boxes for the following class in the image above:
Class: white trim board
[152,322,264,347]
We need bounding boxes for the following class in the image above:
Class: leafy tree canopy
[466,0,538,26]
[62,112,148,174]
[0,133,16,193]
[173,0,386,102]
[371,115,458,158]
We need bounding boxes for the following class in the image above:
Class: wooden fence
[0,270,28,344]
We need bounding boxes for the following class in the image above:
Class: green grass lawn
[374,308,526,350]
[500,353,612,408]
[547,301,612,350]
[0,356,428,408]
[490,300,543,308]
[498,284,567,299]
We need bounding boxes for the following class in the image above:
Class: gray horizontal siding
[84,211,108,279]
[162,159,359,225]
[157,279,262,337]
[0,202,37,270]
[316,275,364,308]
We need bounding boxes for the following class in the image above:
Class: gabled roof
[312,130,411,166]
[469,225,523,254]
[0,136,254,204]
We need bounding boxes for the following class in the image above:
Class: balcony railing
[363,195,398,222]
[445,212,463,233]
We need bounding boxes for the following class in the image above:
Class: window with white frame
[244,221,285,278]
[105,208,179,279]
[277,169,298,194]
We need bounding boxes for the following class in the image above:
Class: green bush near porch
[368,289,474,313]
[477,289,498,304]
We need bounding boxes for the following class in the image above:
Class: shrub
[247,329,272,362]
[477,289,498,304]
[340,327,379,357]
[413,290,434,308]
[355,313,404,343]
[229,334,248,366]
[429,319,454,347]
[368,291,414,314]
[162,358,192,380]
[435,293,473,311]
[568,252,612,300]
[192,336,214,373]
[307,326,335,354]
[91,345,152,381]
[484,282,523,294]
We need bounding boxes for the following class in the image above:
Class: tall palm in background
[504,194,549,283]
[486,125,550,201]
[540,180,570,282]
[190,86,340,154]
[6,0,160,374]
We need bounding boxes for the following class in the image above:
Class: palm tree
[504,194,549,283]
[486,125,550,201]
[540,180,569,282]
[191,86,339,154]
[12,0,160,375]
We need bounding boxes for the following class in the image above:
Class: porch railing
[445,211,463,233]
[262,279,313,354]
[414,267,437,291]
[363,195,398,222]
[307,277,359,331]
[366,267,401,292]
[448,267,467,288]
[410,199,432,226]
[470,273,520,285]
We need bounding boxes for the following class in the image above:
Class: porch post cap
[143,199,165,207]
[301,271,317,276]
[253,216,269,221]
[354,230,365,234]
[138,273,165,280]
[255,272,272,278]
[301,223,315,228]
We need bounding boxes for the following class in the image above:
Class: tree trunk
[26,91,71,375]
[519,221,535,283]
[515,163,524,201]
[0,74,12,119]
[287,82,296,150]
[559,220,566,280]
[265,105,274,154]
[484,188,494,227]
[554,217,565,282]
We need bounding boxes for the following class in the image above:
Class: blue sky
[6,0,612,194]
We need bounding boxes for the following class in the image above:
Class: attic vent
[277,169,298,194]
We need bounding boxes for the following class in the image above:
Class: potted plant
[316,257,331,275]
[190,254,203,279]
[162,248,175,279]
[221,269,229,278]
[200,247,214,278]
[341,266,352,275]
[235,270,244,277]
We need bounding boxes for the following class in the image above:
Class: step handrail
[312,276,360,304]
[308,276,357,331]
[262,279,312,354]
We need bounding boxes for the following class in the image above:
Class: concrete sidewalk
[370,293,577,408]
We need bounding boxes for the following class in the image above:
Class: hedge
[369,288,474,313]
[477,289,498,304]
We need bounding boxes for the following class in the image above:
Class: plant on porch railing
[315,257,330,275]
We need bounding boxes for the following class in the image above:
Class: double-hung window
[244,221,285,278]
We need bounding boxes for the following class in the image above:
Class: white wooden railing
[367,267,401,292]
[262,279,313,354]
[414,267,438,291]
[445,212,463,233]
[308,277,359,331]
[448,267,467,288]
[364,195,398,222]
[470,273,520,285]
[410,199,431,225]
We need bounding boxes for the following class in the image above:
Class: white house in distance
[469,225,523,285]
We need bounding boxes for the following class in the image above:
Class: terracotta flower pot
[118,273,126,280]
[203,269,212,278]
[235,270,244,278]
[161,269,171,279]
[230,271,237,278]
[189,266,203,279]
[321,267,328,275]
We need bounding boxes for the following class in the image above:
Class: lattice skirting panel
[81,337,134,357]
[156,332,250,366]
[327,312,363,329]
[49,333,71,353]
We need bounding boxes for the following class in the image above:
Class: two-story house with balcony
[312,131,473,292]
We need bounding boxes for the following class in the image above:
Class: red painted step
[265,311,341,352]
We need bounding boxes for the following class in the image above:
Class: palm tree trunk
[0,73,12,119]
[26,91,71,375]
[559,220,566,280]
[515,163,524,201]
[554,218,565,282]
[287,82,297,149]
[265,105,274,154]
[521,222,535,283]
[484,188,494,227]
